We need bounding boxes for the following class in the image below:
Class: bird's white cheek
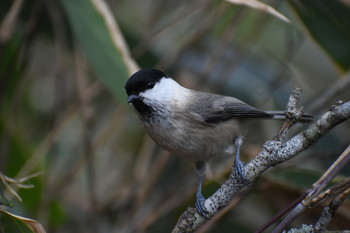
[140,78,191,108]
[141,88,172,105]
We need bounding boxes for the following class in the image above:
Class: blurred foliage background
[1,0,350,232]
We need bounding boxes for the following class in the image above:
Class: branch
[172,94,350,232]
[283,184,350,233]
[313,185,350,232]
[272,145,350,232]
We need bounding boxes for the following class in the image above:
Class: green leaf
[59,0,131,101]
[0,210,46,233]
[289,0,350,71]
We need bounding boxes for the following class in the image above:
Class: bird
[124,68,313,218]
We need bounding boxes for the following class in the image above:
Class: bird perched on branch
[125,68,313,218]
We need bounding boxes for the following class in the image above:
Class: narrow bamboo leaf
[59,0,131,101]
[0,210,46,233]
[289,0,350,71]
[226,0,290,23]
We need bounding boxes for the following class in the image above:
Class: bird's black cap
[125,68,168,96]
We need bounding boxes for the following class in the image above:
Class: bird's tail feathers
[266,110,314,122]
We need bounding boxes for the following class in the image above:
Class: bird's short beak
[127,94,142,103]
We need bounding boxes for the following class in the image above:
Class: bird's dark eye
[147,82,155,88]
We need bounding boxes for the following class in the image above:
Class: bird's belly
[144,119,240,162]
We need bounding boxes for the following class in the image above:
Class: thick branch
[172,100,350,233]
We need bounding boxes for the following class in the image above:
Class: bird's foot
[234,159,249,185]
[195,192,211,219]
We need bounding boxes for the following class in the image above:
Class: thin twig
[254,193,307,233]
[274,87,303,141]
[306,178,350,208]
[272,144,350,233]
[304,144,350,206]
[313,187,350,232]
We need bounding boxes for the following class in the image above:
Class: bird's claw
[195,192,211,219]
[234,160,249,185]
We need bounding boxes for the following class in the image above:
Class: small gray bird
[125,68,312,217]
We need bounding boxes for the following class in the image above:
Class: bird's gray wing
[193,95,271,124]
